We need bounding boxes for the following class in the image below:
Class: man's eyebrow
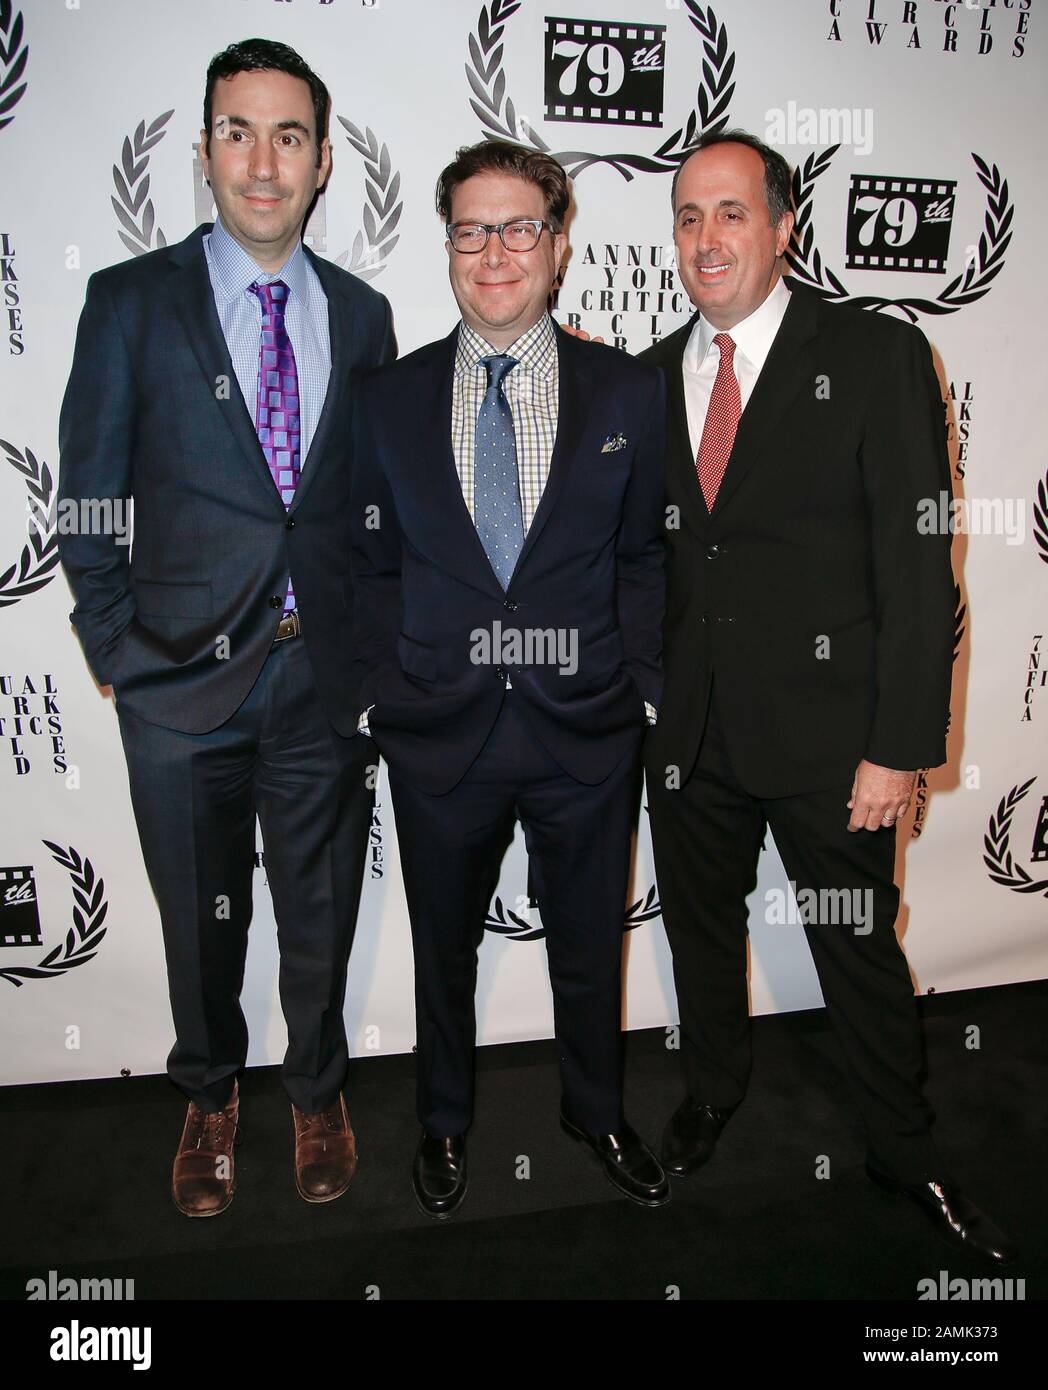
[676,198,750,215]
[216,114,312,136]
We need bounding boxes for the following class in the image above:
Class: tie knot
[713,332,736,361]
[249,279,289,316]
[481,354,518,391]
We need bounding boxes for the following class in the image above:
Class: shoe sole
[561,1116,670,1208]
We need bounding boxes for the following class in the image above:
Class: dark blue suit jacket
[350,320,666,796]
[57,223,395,734]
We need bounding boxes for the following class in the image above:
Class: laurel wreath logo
[0,0,27,135]
[466,0,734,180]
[0,438,59,608]
[111,111,173,257]
[486,882,661,942]
[786,147,1013,323]
[983,780,1048,898]
[334,119,403,280]
[1034,470,1048,568]
[0,844,109,987]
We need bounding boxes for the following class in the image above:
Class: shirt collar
[205,213,311,309]
[455,313,558,380]
[685,274,791,376]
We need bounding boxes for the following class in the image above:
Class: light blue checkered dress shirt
[202,215,331,466]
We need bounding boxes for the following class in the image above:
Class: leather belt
[272,609,301,644]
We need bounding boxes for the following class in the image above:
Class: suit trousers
[388,691,644,1137]
[116,636,374,1114]
[648,680,944,1184]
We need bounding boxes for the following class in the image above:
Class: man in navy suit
[58,40,394,1216]
[351,140,669,1217]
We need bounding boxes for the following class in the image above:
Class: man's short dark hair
[204,38,330,165]
[671,129,793,227]
[436,140,570,232]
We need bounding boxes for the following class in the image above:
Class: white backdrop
[1,0,1045,1087]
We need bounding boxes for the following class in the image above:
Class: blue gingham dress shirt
[202,214,331,466]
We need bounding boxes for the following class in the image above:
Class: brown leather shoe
[291,1092,357,1203]
[171,1080,239,1218]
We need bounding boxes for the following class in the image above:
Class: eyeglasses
[446,219,552,253]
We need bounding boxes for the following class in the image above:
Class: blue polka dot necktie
[248,278,300,614]
[474,353,524,590]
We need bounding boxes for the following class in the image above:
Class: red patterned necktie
[248,278,300,613]
[696,332,741,512]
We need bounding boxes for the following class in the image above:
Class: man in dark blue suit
[57,40,394,1216]
[351,140,669,1216]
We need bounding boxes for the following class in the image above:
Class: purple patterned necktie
[248,278,299,614]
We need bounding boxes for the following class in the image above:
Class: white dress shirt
[682,275,791,458]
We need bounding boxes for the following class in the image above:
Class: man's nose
[247,140,276,183]
[481,229,509,269]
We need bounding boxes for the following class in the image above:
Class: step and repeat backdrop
[1,0,1045,1087]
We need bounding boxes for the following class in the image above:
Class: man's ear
[199,127,210,182]
[775,210,795,258]
[317,135,333,192]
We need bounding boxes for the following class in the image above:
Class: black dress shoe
[560,1108,670,1207]
[413,1131,468,1219]
[661,1096,737,1177]
[866,1165,1017,1265]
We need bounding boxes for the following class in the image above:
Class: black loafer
[412,1131,468,1219]
[866,1164,1017,1265]
[661,1096,737,1177]
[560,1107,670,1207]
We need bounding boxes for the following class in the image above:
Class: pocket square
[601,432,628,453]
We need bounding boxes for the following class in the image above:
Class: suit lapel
[288,247,356,514]
[658,313,709,537]
[163,227,284,509]
[709,280,819,520]
[511,321,589,581]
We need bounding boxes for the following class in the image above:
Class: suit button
[503,600,518,612]
[269,595,283,609]
[285,517,295,530]
[706,544,721,559]
[700,613,709,624]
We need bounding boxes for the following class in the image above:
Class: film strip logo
[544,16,666,128]
[0,865,41,947]
[845,175,957,274]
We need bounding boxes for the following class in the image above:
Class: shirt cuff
[357,705,375,737]
[645,702,657,726]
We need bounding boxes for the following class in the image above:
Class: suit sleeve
[616,366,667,709]
[860,324,954,770]
[57,272,136,688]
[377,294,397,366]
[349,379,402,709]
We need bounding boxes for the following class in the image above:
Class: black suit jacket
[641,278,955,798]
[350,321,666,796]
[57,223,395,734]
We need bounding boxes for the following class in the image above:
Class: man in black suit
[351,140,669,1216]
[57,40,394,1216]
[643,130,1014,1262]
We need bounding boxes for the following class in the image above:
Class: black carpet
[2,979,1045,1301]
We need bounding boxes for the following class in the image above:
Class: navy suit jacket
[57,223,395,734]
[349,320,666,796]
